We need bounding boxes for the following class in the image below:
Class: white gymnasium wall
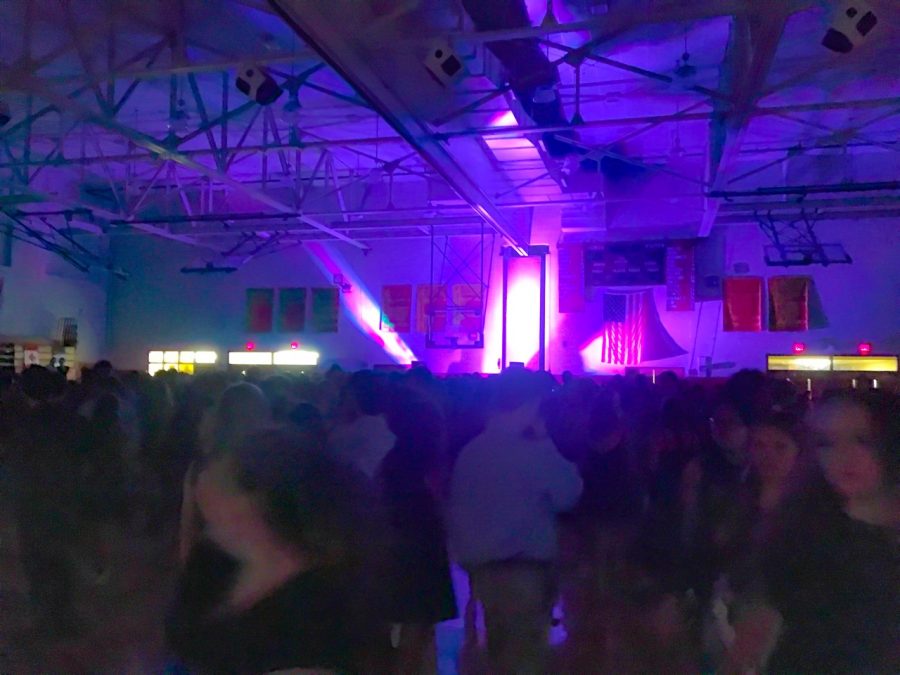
[0,240,108,363]
[547,218,900,375]
[106,218,900,375]
[107,235,494,372]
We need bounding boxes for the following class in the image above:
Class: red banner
[723,277,763,332]
[246,288,274,333]
[381,284,412,333]
[278,288,306,333]
[416,284,448,334]
[666,241,695,311]
[557,242,585,313]
[452,284,483,335]
[768,276,810,331]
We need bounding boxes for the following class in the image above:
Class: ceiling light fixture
[540,0,559,30]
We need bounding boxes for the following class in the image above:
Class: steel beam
[435,0,815,45]
[5,72,369,249]
[700,9,789,236]
[270,0,529,254]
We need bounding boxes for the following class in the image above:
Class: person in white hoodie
[448,368,583,674]
[329,370,396,480]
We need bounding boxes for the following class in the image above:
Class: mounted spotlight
[236,64,283,105]
[823,1,878,53]
[424,40,465,88]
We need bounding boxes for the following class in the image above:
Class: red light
[858,342,873,356]
[792,342,806,354]
[246,341,255,351]
[290,342,299,350]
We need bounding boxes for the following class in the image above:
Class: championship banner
[310,287,339,333]
[278,288,307,333]
[768,276,810,332]
[416,284,448,334]
[381,284,412,333]
[246,288,274,333]
[666,241,695,311]
[723,277,763,332]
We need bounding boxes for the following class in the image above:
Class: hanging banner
[557,242,585,313]
[451,284,483,335]
[666,241,695,311]
[768,276,810,331]
[416,284,448,334]
[381,284,413,333]
[723,276,763,332]
[310,287,339,333]
[278,288,307,333]
[246,288,274,333]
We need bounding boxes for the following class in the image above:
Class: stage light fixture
[857,341,873,356]
[236,64,283,105]
[792,342,807,354]
[246,341,256,351]
[424,40,465,87]
[823,1,878,53]
[290,342,299,350]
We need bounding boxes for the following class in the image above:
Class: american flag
[597,291,647,365]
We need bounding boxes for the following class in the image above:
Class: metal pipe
[709,181,900,198]
[434,0,815,45]
[9,73,368,249]
[270,0,528,254]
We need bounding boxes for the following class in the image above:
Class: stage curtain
[245,288,274,333]
[723,277,763,332]
[769,276,810,331]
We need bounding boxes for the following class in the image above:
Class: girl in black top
[167,427,388,674]
[726,391,900,674]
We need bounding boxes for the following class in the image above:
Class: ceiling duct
[460,0,647,188]
[461,0,575,158]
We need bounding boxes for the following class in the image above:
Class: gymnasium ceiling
[0,0,897,271]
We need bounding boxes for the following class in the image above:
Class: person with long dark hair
[379,385,457,674]
[178,382,271,563]
[7,367,84,636]
[167,427,388,673]
[726,391,900,673]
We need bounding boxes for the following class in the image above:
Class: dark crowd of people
[1,360,898,674]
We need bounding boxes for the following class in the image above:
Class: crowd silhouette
[1,362,897,673]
